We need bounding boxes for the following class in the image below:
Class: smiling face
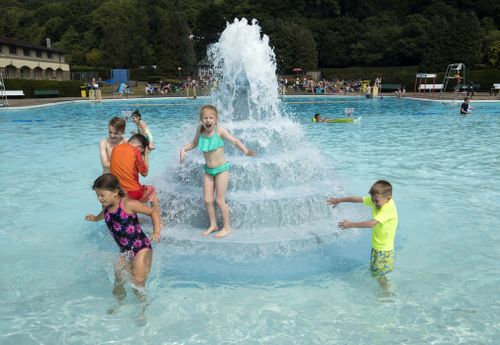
[200,108,218,132]
[94,188,119,208]
[108,125,124,143]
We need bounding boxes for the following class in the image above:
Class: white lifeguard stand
[414,73,441,96]
[0,70,7,106]
[441,63,465,95]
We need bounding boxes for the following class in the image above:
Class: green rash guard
[363,196,398,251]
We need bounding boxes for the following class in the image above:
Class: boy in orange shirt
[110,134,161,214]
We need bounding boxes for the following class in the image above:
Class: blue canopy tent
[108,69,130,93]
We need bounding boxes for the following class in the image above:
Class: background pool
[1,96,499,344]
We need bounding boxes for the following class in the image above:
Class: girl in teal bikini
[180,105,255,238]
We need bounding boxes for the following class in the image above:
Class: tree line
[1,0,500,75]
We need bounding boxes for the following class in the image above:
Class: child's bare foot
[202,225,218,236]
[214,228,232,239]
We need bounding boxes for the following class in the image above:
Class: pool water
[1,96,499,344]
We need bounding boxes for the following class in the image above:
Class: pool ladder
[0,71,7,106]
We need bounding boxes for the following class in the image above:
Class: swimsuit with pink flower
[104,198,151,255]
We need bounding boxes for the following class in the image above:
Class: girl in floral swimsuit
[85,173,162,306]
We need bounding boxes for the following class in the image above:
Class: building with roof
[0,37,70,80]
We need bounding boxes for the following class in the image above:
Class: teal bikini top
[198,127,224,152]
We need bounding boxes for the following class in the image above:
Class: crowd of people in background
[143,75,217,97]
[279,76,364,94]
[88,73,410,99]
[278,76,396,96]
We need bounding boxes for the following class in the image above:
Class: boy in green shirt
[327,180,398,289]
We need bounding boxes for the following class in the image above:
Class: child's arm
[85,210,104,222]
[123,198,162,242]
[135,148,149,177]
[326,196,363,207]
[99,139,110,170]
[139,121,151,135]
[180,127,201,163]
[338,219,378,230]
[219,127,256,156]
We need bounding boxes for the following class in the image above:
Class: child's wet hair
[132,109,142,119]
[109,116,126,133]
[129,133,149,148]
[369,180,392,197]
[199,105,218,121]
[92,174,126,196]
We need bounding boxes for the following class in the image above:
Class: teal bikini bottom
[204,162,230,177]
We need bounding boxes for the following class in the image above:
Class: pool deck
[1,91,499,108]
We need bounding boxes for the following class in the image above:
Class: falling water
[159,19,362,261]
[208,18,281,121]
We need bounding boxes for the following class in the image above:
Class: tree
[268,19,318,71]
[54,25,86,65]
[351,13,401,66]
[304,0,340,18]
[192,3,226,61]
[85,48,104,67]
[308,17,362,68]
[149,8,196,74]
[488,40,500,67]
[385,14,430,66]
[0,7,28,38]
[90,0,153,68]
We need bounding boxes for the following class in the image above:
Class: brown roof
[0,36,64,54]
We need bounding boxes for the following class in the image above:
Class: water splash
[209,18,281,121]
[159,18,359,259]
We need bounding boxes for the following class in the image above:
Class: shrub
[4,79,83,97]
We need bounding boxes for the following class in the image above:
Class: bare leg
[377,275,391,292]
[131,248,152,290]
[202,174,218,236]
[131,248,152,325]
[214,171,231,238]
[107,255,128,314]
[145,187,164,228]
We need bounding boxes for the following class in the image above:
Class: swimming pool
[1,96,499,344]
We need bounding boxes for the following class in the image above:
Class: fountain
[158,19,364,264]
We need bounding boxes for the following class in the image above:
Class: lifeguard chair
[441,63,465,95]
[0,70,7,106]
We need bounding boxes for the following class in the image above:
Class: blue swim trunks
[370,248,394,276]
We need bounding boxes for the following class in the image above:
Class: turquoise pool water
[1,96,499,344]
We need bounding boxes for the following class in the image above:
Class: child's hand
[85,214,97,222]
[150,231,161,242]
[245,149,256,157]
[326,197,340,207]
[338,220,352,230]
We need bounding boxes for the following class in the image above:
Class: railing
[0,71,8,106]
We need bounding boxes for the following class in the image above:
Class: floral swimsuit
[104,198,151,256]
